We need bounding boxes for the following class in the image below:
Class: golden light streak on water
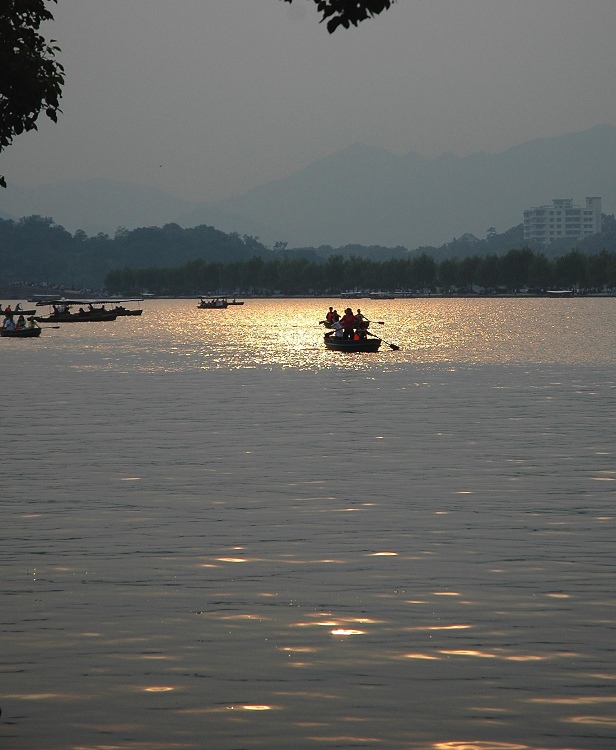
[440,649,497,658]
[51,297,616,371]
[565,716,616,725]
[402,653,442,660]
[4,693,80,701]
[530,696,616,705]
[306,735,383,743]
[240,704,274,711]
[367,551,398,556]
[433,743,528,750]
[143,686,175,692]
[504,655,547,662]
[330,629,365,635]
[218,613,269,621]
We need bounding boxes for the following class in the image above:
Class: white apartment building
[523,197,602,246]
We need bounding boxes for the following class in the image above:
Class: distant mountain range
[1,125,615,250]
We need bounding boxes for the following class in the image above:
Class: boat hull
[324,335,381,352]
[34,312,117,322]
[1,327,42,337]
[111,308,143,316]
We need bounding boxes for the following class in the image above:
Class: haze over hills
[1,125,615,249]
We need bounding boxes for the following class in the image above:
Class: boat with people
[321,305,398,352]
[33,298,118,322]
[198,297,229,309]
[106,298,144,316]
[1,324,42,338]
[2,310,42,337]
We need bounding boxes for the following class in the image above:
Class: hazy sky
[3,0,616,204]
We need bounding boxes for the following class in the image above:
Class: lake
[2,297,616,749]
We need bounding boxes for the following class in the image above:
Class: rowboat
[2,308,35,316]
[324,333,381,352]
[1,326,42,338]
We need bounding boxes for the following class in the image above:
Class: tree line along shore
[104,248,616,297]
[2,214,616,297]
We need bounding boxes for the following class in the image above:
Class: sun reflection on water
[37,296,616,372]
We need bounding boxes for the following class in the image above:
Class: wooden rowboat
[324,334,381,352]
[1,326,42,338]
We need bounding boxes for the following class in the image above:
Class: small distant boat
[324,333,381,353]
[546,289,574,297]
[109,305,143,316]
[369,291,395,300]
[1,326,42,338]
[340,291,364,299]
[198,297,229,309]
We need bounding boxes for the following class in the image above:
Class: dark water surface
[2,298,616,749]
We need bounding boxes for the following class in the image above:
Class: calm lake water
[2,297,616,750]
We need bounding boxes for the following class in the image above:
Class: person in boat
[15,314,27,329]
[324,320,344,338]
[27,317,40,329]
[332,309,340,322]
[340,308,357,340]
[3,316,15,330]
[4,304,12,319]
[325,307,335,324]
[354,309,369,339]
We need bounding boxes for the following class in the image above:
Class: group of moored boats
[32,298,144,323]
[1,297,144,337]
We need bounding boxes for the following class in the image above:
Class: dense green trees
[104,249,616,297]
[0,218,270,289]
[0,1,64,188]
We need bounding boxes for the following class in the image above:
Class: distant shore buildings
[523,197,602,246]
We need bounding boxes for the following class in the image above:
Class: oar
[320,319,385,325]
[367,330,400,351]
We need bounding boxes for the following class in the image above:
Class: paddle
[320,319,384,325]
[367,330,400,351]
